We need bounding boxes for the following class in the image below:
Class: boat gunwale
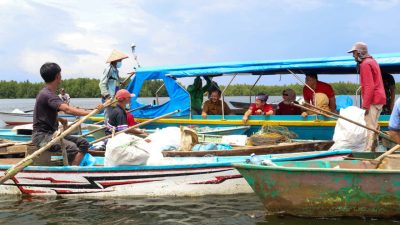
[234,160,400,174]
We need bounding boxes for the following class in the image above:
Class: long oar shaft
[0,99,115,184]
[90,109,180,145]
[303,102,382,134]
[298,102,396,144]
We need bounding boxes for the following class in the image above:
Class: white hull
[0,112,77,125]
[0,165,250,198]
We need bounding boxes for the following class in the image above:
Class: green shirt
[187,77,211,111]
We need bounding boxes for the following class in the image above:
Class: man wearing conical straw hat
[99,49,129,100]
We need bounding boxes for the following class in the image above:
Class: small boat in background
[0,110,78,126]
[235,159,400,218]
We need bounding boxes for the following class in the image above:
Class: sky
[0,0,400,86]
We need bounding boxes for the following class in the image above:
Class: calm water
[0,98,398,224]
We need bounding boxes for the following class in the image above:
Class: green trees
[0,79,394,98]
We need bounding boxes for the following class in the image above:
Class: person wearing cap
[99,49,129,100]
[303,72,336,113]
[242,93,274,123]
[347,42,386,151]
[32,62,92,165]
[201,90,231,119]
[58,88,70,105]
[187,76,212,114]
[106,89,148,137]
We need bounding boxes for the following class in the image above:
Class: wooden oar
[120,72,136,87]
[293,102,396,144]
[90,109,180,145]
[0,99,116,185]
[93,104,151,125]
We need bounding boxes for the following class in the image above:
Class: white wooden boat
[0,111,78,126]
[0,150,351,197]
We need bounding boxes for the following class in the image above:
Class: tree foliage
[0,79,396,98]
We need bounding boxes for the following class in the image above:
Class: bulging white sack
[330,106,367,152]
[104,133,150,166]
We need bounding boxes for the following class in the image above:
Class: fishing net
[247,125,298,146]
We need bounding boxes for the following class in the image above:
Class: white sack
[145,127,181,165]
[330,106,367,152]
[104,133,150,166]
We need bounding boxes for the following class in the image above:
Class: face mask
[116,61,122,68]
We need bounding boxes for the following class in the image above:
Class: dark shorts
[32,132,89,163]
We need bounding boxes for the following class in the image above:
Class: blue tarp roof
[127,53,400,118]
[134,52,400,77]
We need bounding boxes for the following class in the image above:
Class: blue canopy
[127,53,400,118]
[133,52,400,77]
[126,71,189,118]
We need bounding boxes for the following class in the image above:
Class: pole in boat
[93,103,151,125]
[0,99,116,185]
[90,109,180,145]
[292,102,396,144]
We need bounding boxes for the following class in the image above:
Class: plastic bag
[104,133,150,166]
[330,106,367,152]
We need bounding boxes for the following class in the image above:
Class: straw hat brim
[106,49,129,63]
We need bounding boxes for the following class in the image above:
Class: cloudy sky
[0,0,400,85]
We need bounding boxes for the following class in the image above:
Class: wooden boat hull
[163,140,334,157]
[0,150,351,197]
[235,160,400,218]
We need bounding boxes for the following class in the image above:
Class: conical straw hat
[106,49,129,63]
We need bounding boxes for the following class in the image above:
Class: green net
[247,125,298,146]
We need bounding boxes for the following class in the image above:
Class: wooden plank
[162,141,334,157]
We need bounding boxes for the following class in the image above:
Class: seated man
[388,98,400,143]
[303,72,336,113]
[201,90,231,118]
[106,89,148,137]
[32,62,91,165]
[242,93,274,123]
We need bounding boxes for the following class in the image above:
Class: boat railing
[249,75,262,105]
[166,74,192,119]
[221,73,237,120]
[155,83,165,105]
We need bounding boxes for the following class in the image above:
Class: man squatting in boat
[32,62,94,165]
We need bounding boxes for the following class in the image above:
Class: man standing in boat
[32,62,91,165]
[58,88,70,105]
[347,42,386,151]
[99,49,129,101]
[302,72,337,113]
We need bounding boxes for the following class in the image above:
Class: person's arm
[265,110,274,115]
[242,109,252,123]
[201,101,209,119]
[202,76,212,92]
[99,66,111,98]
[59,103,89,116]
[329,96,337,113]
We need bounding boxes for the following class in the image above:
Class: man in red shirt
[303,72,336,113]
[347,42,386,151]
[242,93,274,123]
